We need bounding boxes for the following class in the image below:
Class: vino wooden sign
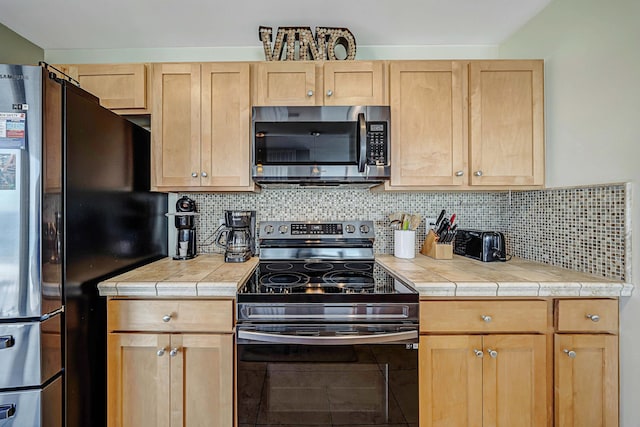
[259,26,356,61]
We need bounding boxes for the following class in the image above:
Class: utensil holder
[394,230,416,259]
[420,230,453,259]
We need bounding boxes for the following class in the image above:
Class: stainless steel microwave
[252,106,391,186]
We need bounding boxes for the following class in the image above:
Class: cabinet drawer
[107,300,234,333]
[556,299,618,333]
[420,300,549,333]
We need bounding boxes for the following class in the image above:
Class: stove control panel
[259,221,375,239]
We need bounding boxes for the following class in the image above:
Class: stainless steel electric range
[236,220,419,427]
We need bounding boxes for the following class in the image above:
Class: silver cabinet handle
[307,90,314,97]
[191,172,198,178]
[455,170,464,176]
[474,171,483,177]
[563,349,577,358]
[201,171,208,178]
[157,348,166,357]
[586,313,600,322]
[170,348,180,357]
[162,314,172,323]
[473,349,484,358]
[481,315,492,323]
[326,89,333,97]
[487,349,498,358]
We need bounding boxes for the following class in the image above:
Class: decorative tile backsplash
[180,182,629,281]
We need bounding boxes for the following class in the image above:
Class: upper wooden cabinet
[386,59,544,190]
[62,63,149,114]
[388,61,466,187]
[469,60,545,186]
[151,62,254,191]
[254,60,387,106]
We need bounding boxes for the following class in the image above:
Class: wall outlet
[426,217,437,230]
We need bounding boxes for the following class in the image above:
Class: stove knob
[264,224,274,234]
[278,225,288,234]
[359,224,370,234]
[345,224,356,233]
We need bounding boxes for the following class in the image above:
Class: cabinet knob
[191,172,198,178]
[157,348,166,357]
[201,171,208,178]
[162,314,172,323]
[307,90,314,97]
[563,349,577,358]
[487,349,498,358]
[474,170,483,177]
[326,89,333,97]
[473,349,484,358]
[455,170,464,176]
[170,347,180,357]
[481,315,492,323]
[586,313,600,322]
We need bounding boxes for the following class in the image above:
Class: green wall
[0,23,43,64]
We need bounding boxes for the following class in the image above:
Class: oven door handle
[237,329,417,345]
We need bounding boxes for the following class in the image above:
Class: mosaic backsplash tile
[505,184,629,281]
[180,182,629,282]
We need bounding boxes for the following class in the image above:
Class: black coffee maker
[215,210,256,262]
[173,196,198,260]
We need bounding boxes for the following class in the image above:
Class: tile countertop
[375,254,634,298]
[97,255,258,297]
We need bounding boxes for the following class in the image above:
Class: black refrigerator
[0,64,167,427]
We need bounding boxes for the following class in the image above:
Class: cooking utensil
[435,209,446,227]
[409,214,422,231]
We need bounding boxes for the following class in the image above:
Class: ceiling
[1,0,552,51]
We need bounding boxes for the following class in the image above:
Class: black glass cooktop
[237,261,417,303]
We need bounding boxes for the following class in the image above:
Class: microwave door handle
[357,112,367,173]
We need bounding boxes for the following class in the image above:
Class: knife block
[421,230,453,259]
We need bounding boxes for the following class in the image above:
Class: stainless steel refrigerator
[0,64,167,427]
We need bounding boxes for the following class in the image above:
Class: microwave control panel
[366,122,388,165]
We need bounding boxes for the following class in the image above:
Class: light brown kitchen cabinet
[469,60,545,186]
[151,62,253,191]
[388,61,466,187]
[107,299,234,427]
[554,299,619,427]
[419,300,548,427]
[254,60,387,106]
[62,63,149,114]
[385,59,544,190]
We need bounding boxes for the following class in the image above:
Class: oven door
[236,324,418,427]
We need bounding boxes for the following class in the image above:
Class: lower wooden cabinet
[419,334,547,427]
[107,299,234,427]
[108,332,233,427]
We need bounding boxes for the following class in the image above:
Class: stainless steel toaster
[453,229,508,262]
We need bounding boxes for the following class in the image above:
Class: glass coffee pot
[215,210,256,262]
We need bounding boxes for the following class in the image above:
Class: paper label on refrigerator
[0,153,17,190]
[0,112,26,148]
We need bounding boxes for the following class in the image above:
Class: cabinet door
[201,63,253,190]
[389,61,465,187]
[152,63,201,187]
[555,334,618,427]
[469,60,544,186]
[255,62,318,106]
[482,334,547,427]
[323,61,386,105]
[66,63,148,112]
[170,334,234,427]
[419,335,483,427]
[107,333,171,427]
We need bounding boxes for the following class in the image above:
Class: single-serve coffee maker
[216,210,256,262]
[173,196,198,260]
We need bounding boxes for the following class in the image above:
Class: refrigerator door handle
[0,404,16,420]
[0,335,15,350]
